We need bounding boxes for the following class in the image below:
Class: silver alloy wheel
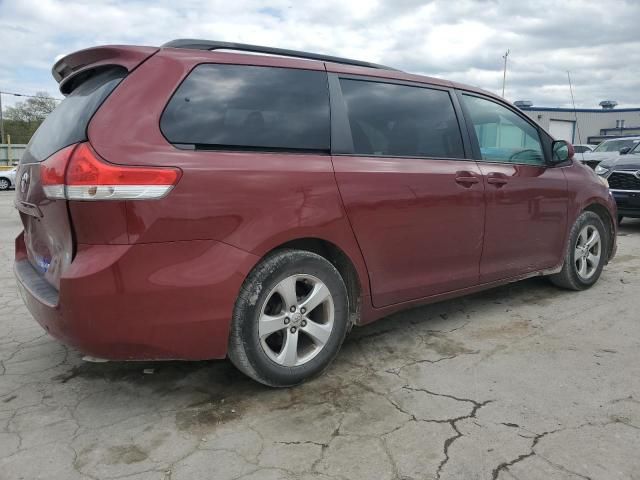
[574,225,601,280]
[258,274,334,367]
[0,179,9,190]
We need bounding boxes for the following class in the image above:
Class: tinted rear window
[339,79,465,158]
[25,67,126,163]
[160,64,330,152]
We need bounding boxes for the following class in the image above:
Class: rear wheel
[618,215,624,226]
[0,178,9,190]
[550,211,608,290]
[228,249,350,387]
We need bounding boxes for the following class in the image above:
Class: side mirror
[619,146,631,155]
[552,140,575,163]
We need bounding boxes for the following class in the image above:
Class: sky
[1,0,639,109]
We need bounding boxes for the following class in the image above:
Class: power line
[0,91,63,101]
[0,90,63,143]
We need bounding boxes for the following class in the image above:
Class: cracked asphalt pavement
[1,190,639,480]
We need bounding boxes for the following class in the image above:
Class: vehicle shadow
[31,216,640,403]
[618,217,640,235]
[49,273,569,415]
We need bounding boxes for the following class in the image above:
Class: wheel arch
[583,202,615,262]
[262,237,364,327]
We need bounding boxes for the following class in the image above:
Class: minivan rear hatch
[15,65,129,290]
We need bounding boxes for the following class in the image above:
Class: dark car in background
[596,141,640,223]
[14,40,617,386]
[582,136,640,169]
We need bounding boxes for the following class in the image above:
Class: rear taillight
[41,144,75,200]
[41,143,181,201]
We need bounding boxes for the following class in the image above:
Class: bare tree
[4,92,58,123]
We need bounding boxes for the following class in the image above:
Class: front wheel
[550,211,608,290]
[0,178,9,191]
[228,249,350,387]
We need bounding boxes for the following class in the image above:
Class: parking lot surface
[1,189,639,480]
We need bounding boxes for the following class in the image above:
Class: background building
[515,100,640,145]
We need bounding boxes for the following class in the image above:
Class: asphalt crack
[275,440,327,447]
[386,350,480,377]
[381,384,494,479]
[417,391,494,480]
[435,401,493,479]
[536,453,594,480]
[490,428,590,480]
[402,385,486,407]
[310,416,344,474]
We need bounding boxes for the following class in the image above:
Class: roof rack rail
[161,39,399,71]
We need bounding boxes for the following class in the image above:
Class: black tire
[0,178,9,191]
[550,211,608,291]
[618,215,624,226]
[228,249,350,387]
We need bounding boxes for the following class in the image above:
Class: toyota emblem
[20,171,30,193]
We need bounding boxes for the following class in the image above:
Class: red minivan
[14,40,617,386]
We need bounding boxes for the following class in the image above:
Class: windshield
[593,139,640,153]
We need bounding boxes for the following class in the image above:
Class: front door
[332,78,485,307]
[460,93,569,283]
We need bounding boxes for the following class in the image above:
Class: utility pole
[501,49,510,98]
[567,71,582,145]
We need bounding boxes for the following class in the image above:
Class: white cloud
[1,0,639,108]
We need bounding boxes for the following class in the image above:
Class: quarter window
[161,64,330,151]
[339,79,465,158]
[27,67,126,163]
[463,95,545,165]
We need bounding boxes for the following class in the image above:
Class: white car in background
[581,136,640,169]
[572,144,595,163]
[573,144,595,154]
[0,167,17,190]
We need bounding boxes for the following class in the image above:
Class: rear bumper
[15,232,259,360]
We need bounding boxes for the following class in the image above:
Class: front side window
[161,64,330,151]
[339,79,465,158]
[463,94,545,165]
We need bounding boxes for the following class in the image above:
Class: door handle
[487,173,508,187]
[455,172,480,187]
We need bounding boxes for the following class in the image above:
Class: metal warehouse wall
[521,108,640,144]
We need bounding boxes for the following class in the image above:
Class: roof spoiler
[52,45,158,94]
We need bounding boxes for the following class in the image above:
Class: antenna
[567,71,582,145]
[501,50,510,98]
